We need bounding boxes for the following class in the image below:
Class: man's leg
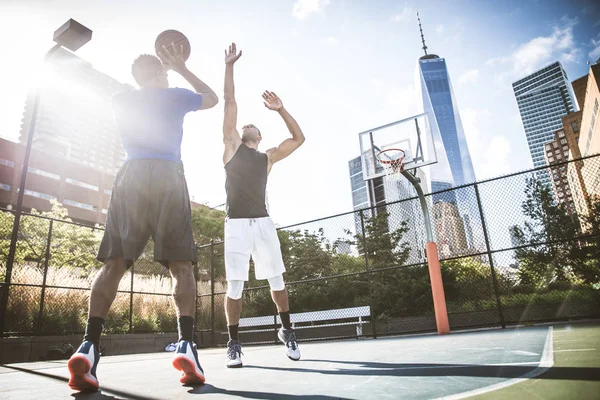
[224,280,245,368]
[68,256,127,392]
[169,260,205,384]
[225,280,245,340]
[86,257,128,335]
[270,285,292,330]
[168,261,196,342]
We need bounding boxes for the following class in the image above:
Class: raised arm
[159,43,218,110]
[264,91,305,170]
[222,43,243,164]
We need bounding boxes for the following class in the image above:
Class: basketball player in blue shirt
[221,43,306,368]
[67,44,217,391]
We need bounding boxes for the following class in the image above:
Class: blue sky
[0,0,599,227]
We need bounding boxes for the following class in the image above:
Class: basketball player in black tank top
[222,43,306,367]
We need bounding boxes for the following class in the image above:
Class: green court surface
[0,323,598,399]
[467,323,600,400]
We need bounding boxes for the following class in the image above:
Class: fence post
[194,249,199,338]
[129,265,134,333]
[360,210,377,339]
[210,240,215,346]
[474,183,506,329]
[37,219,53,334]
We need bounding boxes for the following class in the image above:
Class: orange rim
[376,148,406,171]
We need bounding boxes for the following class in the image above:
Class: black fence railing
[1,154,599,346]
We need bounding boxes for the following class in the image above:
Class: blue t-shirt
[111,87,203,163]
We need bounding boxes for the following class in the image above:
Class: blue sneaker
[67,341,100,392]
[172,341,205,385]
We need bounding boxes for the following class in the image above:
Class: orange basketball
[154,30,191,61]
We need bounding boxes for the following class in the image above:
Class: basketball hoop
[376,148,406,181]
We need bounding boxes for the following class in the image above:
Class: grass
[469,323,600,399]
[5,264,227,335]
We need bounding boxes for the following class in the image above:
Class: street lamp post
[0,19,92,337]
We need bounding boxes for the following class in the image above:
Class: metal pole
[37,219,53,334]
[360,210,377,339]
[401,171,433,242]
[401,170,449,334]
[210,240,215,346]
[474,183,505,328]
[129,265,134,333]
[194,258,199,332]
[0,44,62,336]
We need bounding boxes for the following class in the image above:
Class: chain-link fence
[1,154,599,345]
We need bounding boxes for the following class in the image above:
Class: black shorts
[97,159,197,268]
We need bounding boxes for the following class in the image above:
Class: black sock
[178,316,194,342]
[279,311,291,329]
[83,317,104,347]
[228,324,239,341]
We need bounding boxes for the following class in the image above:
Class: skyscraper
[19,47,133,175]
[417,13,476,187]
[416,12,479,254]
[512,61,578,185]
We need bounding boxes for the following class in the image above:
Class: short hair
[131,54,164,86]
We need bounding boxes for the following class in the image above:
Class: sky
[0,0,599,228]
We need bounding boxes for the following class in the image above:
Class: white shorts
[224,217,286,281]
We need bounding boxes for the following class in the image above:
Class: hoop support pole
[401,170,449,335]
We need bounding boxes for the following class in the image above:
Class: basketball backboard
[358,112,438,181]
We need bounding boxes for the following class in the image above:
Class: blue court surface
[0,326,555,399]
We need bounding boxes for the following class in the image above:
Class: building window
[0,158,15,168]
[24,189,57,200]
[63,199,97,212]
[0,183,10,191]
[66,178,99,191]
[571,121,579,133]
[28,167,60,180]
[104,189,112,195]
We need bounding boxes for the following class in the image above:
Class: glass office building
[512,62,578,185]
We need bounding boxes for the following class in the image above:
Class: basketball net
[377,149,405,182]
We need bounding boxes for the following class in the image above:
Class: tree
[0,200,103,275]
[510,176,583,288]
[568,195,600,285]
[347,209,410,269]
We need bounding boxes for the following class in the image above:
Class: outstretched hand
[262,91,283,111]
[157,43,187,74]
[225,43,242,65]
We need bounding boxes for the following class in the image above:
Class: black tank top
[225,144,269,219]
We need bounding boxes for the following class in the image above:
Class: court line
[554,348,595,353]
[434,326,554,400]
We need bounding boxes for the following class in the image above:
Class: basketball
[155,30,191,61]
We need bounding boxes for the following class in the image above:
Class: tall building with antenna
[417,11,476,188]
[416,12,479,254]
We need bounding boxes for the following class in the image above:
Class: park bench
[233,305,371,338]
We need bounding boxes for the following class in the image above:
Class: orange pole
[425,242,449,334]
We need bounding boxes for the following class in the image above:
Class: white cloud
[292,0,331,20]
[436,24,445,34]
[391,7,413,22]
[321,36,339,46]
[488,16,580,79]
[386,84,419,117]
[560,48,582,64]
[458,69,480,87]
[461,108,512,180]
[589,38,600,61]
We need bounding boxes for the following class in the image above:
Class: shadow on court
[244,360,600,381]
[188,384,352,399]
[0,364,157,400]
